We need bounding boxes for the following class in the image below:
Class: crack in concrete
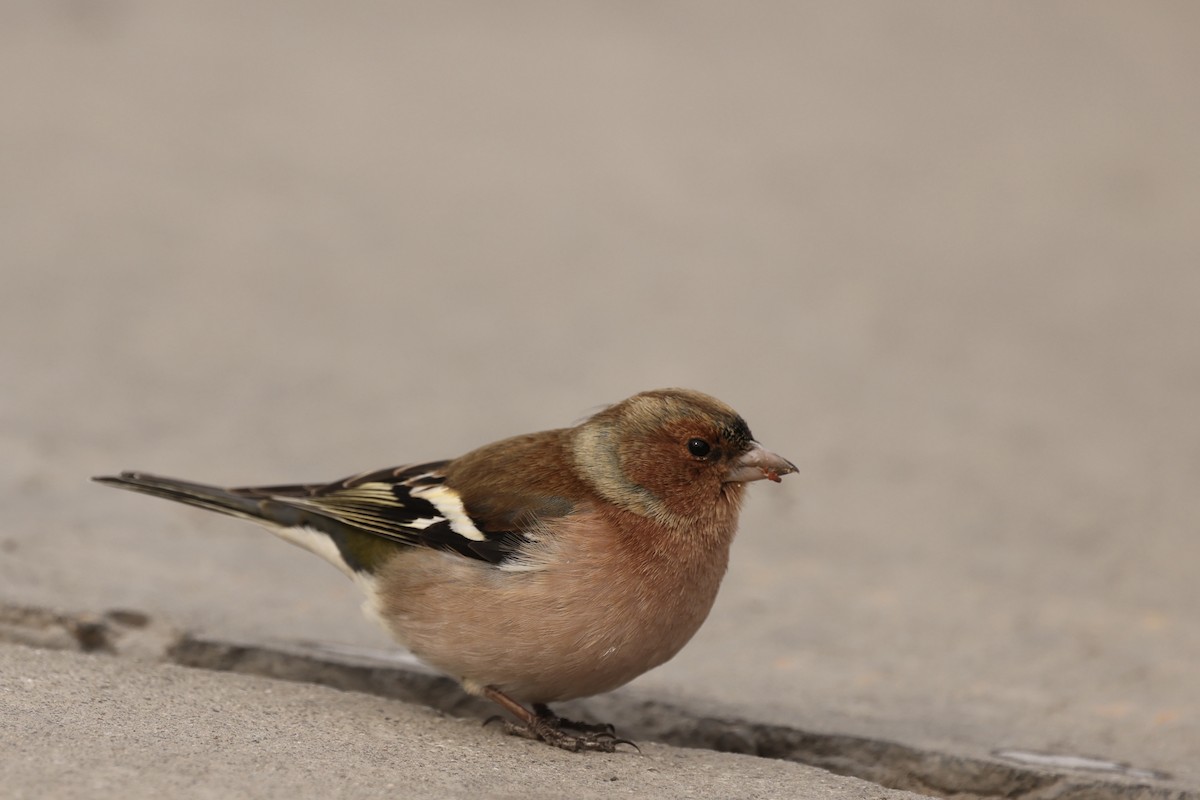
[2,603,1193,800]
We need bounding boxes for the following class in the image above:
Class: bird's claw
[532,704,617,736]
[500,719,637,752]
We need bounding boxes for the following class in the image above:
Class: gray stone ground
[2,2,1198,798]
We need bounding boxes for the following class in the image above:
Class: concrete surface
[3,1,1199,798]
[3,644,931,800]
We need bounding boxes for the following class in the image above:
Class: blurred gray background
[2,1,1198,794]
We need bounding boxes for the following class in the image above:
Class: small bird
[94,388,796,752]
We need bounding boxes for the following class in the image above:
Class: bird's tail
[91,472,271,523]
[91,470,384,578]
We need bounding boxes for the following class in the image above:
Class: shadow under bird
[94,388,796,752]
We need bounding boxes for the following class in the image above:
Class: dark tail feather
[94,471,389,575]
[91,472,270,522]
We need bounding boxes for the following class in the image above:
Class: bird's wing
[236,462,563,566]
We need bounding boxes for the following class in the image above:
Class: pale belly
[371,543,727,704]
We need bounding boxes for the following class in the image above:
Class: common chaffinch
[95,388,796,752]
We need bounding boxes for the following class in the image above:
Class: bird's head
[570,388,796,526]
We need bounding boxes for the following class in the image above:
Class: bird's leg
[481,686,636,753]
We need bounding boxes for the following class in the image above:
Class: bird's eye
[687,438,712,458]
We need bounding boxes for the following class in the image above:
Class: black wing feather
[235,461,533,565]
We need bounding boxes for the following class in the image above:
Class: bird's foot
[481,686,639,753]
[532,703,618,736]
[497,717,636,753]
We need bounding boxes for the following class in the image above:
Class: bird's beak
[724,442,798,484]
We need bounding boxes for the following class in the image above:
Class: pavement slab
[2,644,933,800]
